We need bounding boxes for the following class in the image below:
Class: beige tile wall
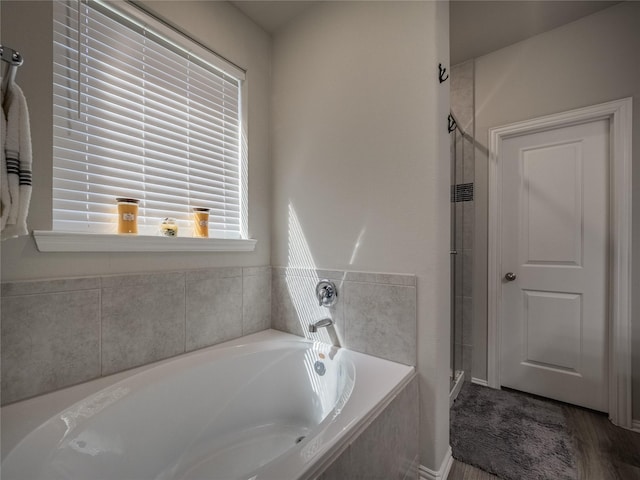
[271,268,417,366]
[0,266,271,405]
[2,264,415,405]
[318,376,419,480]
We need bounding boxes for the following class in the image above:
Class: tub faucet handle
[317,287,329,306]
[316,279,338,307]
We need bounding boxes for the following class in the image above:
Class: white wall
[0,1,271,281]
[2,0,453,469]
[472,2,640,418]
[271,1,450,469]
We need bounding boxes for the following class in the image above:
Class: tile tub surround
[0,266,271,405]
[272,268,417,366]
[318,376,419,480]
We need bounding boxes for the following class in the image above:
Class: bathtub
[1,330,414,480]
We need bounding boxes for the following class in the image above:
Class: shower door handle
[504,272,517,281]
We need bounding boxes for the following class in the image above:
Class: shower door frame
[486,98,633,429]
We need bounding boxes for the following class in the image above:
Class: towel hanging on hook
[1,44,32,239]
[1,45,24,105]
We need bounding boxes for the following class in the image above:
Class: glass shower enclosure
[450,119,464,392]
[449,117,475,396]
[449,61,475,397]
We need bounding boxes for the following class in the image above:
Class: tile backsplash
[0,266,271,405]
[1,287,101,405]
[1,265,416,405]
[271,267,417,366]
[101,271,186,376]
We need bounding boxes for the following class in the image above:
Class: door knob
[504,272,517,281]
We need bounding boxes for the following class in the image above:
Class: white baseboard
[632,419,640,433]
[471,377,489,387]
[419,447,453,480]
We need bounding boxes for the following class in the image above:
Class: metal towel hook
[448,114,457,133]
[439,63,449,83]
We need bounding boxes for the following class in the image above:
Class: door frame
[487,98,633,428]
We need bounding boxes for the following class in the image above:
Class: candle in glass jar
[116,198,140,234]
[159,217,178,237]
[192,207,210,238]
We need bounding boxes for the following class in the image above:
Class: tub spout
[309,318,333,333]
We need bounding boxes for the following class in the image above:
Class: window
[52,0,247,240]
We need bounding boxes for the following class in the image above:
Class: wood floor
[449,401,640,480]
[449,460,500,479]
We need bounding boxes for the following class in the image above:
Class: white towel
[1,110,10,230]
[2,84,32,239]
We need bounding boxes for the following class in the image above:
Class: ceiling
[450,1,620,65]
[230,1,318,33]
[231,0,620,64]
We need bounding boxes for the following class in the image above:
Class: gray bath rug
[450,383,577,480]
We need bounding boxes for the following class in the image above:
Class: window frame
[37,0,253,252]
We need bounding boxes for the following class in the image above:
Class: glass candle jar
[116,198,139,234]
[192,207,210,238]
[159,218,178,237]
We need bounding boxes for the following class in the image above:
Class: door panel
[522,141,583,265]
[500,118,609,412]
[523,290,581,371]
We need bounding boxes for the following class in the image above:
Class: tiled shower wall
[0,266,271,405]
[451,60,475,380]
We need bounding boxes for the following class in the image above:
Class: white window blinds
[53,0,247,238]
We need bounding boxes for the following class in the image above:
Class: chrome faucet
[309,318,333,333]
[316,279,338,307]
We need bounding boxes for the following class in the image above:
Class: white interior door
[499,118,609,412]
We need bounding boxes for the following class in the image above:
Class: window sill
[32,231,257,253]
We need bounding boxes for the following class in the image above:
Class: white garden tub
[1,330,414,480]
